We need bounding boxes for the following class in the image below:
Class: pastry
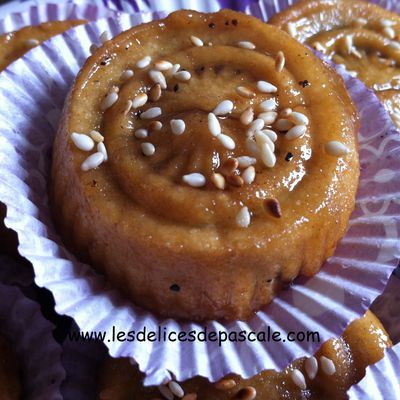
[269,0,400,128]
[0,335,21,400]
[51,9,359,321]
[0,20,85,71]
[97,310,391,399]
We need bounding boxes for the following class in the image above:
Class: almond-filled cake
[0,335,21,400]
[51,9,360,321]
[269,0,400,128]
[97,311,391,399]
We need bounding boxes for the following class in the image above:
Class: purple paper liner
[0,2,400,388]
[0,279,65,400]
[347,343,400,399]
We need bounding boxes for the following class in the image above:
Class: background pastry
[269,0,400,128]
[97,311,391,399]
[52,9,359,321]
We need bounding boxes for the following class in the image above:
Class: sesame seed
[120,69,134,81]
[211,173,226,190]
[261,129,278,143]
[320,356,336,375]
[213,100,234,116]
[345,35,353,54]
[208,113,221,136]
[259,98,277,112]
[25,38,39,47]
[242,166,256,184]
[158,385,174,400]
[217,133,236,150]
[140,107,161,119]
[236,86,256,98]
[233,386,256,400]
[190,35,204,47]
[325,140,350,156]
[255,131,274,152]
[280,107,292,117]
[168,381,185,398]
[246,138,260,158]
[171,64,181,74]
[240,107,254,125]
[149,83,162,102]
[247,118,265,136]
[264,198,282,218]
[90,43,98,54]
[237,41,256,50]
[287,22,297,37]
[389,41,400,50]
[170,119,186,135]
[136,56,152,69]
[149,70,167,89]
[220,158,239,176]
[135,129,148,139]
[182,173,206,187]
[383,26,396,39]
[149,121,162,132]
[100,92,118,111]
[99,30,110,44]
[123,100,133,115]
[227,174,244,187]
[380,18,396,28]
[260,143,276,168]
[89,130,104,143]
[214,378,236,390]
[141,142,155,156]
[236,206,251,228]
[81,152,104,171]
[305,356,318,380]
[237,156,256,168]
[257,81,278,93]
[275,51,285,72]
[174,71,191,81]
[154,60,173,71]
[290,369,306,390]
[71,132,95,151]
[97,142,108,161]
[275,118,294,132]
[289,111,309,126]
[132,93,148,108]
[258,111,278,125]
[286,125,307,140]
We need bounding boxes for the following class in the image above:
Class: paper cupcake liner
[0,1,120,36]
[347,343,400,400]
[0,279,65,399]
[1,3,400,387]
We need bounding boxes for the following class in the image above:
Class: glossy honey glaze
[52,9,359,320]
[269,0,400,127]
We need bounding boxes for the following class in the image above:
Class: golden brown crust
[97,311,391,400]
[0,335,21,400]
[269,0,400,127]
[51,9,359,321]
[0,20,85,71]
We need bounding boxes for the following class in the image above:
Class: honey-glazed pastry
[0,20,85,71]
[97,310,391,400]
[51,9,359,321]
[0,335,21,400]
[269,0,400,128]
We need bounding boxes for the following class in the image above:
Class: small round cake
[0,335,21,400]
[51,9,359,321]
[97,311,391,399]
[269,0,400,128]
[0,20,85,72]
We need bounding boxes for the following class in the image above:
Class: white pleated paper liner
[0,280,65,400]
[0,1,120,36]
[347,343,400,400]
[1,7,400,389]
